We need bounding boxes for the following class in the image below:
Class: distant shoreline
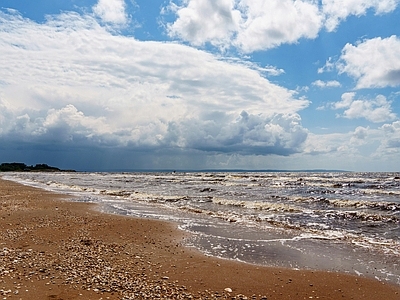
[0,162,76,172]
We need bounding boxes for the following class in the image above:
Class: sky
[0,0,400,172]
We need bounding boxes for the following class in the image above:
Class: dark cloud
[0,107,309,170]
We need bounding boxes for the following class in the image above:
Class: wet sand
[0,178,399,299]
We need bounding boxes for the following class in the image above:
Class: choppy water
[3,171,400,285]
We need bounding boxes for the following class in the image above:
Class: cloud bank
[0,9,309,160]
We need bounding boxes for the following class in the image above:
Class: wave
[212,198,303,213]
[323,210,399,223]
[4,172,400,264]
[294,197,400,211]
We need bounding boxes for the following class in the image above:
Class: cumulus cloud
[93,0,128,26]
[234,0,323,52]
[42,105,114,143]
[0,101,309,156]
[304,126,376,157]
[303,132,347,156]
[338,36,400,89]
[166,0,323,52]
[368,120,400,161]
[350,126,370,146]
[0,9,309,157]
[165,1,399,52]
[299,123,400,171]
[381,121,400,149]
[166,0,241,49]
[352,126,368,140]
[0,103,114,144]
[332,92,396,123]
[163,112,308,155]
[322,0,399,31]
[312,80,341,88]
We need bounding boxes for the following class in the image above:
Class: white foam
[212,198,302,213]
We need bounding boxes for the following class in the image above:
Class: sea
[3,171,400,285]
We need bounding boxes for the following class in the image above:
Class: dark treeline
[0,162,75,172]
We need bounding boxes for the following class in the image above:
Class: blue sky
[0,0,400,171]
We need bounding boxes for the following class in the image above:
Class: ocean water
[3,171,400,285]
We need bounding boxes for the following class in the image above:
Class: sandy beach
[0,178,399,299]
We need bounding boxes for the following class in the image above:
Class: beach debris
[0,228,256,300]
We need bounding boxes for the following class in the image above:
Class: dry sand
[0,177,399,299]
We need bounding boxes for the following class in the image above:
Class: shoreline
[1,178,399,299]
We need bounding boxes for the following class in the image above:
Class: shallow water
[3,171,400,285]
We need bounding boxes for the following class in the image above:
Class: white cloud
[167,0,323,52]
[350,126,369,145]
[312,80,341,88]
[163,112,308,155]
[234,0,323,52]
[338,36,400,89]
[297,125,400,171]
[0,10,309,156]
[322,0,399,31]
[381,121,400,148]
[42,105,112,142]
[332,92,355,109]
[166,1,399,53]
[332,92,397,123]
[93,0,128,26]
[303,126,377,156]
[318,57,336,74]
[260,65,285,77]
[371,121,400,159]
[219,57,285,76]
[0,103,115,144]
[166,0,241,49]
[303,132,349,156]
[352,126,368,139]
